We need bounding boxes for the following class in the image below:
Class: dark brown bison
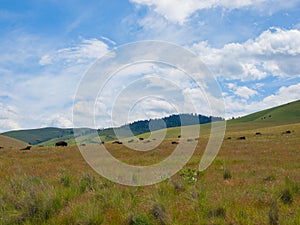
[112,141,123,144]
[171,141,179,144]
[237,136,246,140]
[55,141,68,147]
[139,137,144,141]
[255,132,262,135]
[20,146,32,151]
[282,130,291,134]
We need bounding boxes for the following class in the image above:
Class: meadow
[0,121,299,225]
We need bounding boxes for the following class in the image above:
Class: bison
[171,141,179,144]
[55,141,68,147]
[237,136,246,140]
[20,146,32,151]
[282,130,291,134]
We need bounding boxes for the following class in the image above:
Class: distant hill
[1,127,95,145]
[0,135,27,149]
[137,100,300,140]
[2,100,299,146]
[230,100,300,124]
[39,113,223,145]
[98,113,223,139]
[1,114,223,146]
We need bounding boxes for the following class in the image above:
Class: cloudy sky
[1,0,300,132]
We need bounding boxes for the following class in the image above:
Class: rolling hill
[1,114,222,146]
[1,127,95,145]
[0,135,28,149]
[1,100,299,146]
[1,127,74,145]
[231,99,300,124]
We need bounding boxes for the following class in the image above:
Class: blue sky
[0,0,300,132]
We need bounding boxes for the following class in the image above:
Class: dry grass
[0,123,299,224]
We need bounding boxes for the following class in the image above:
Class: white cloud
[224,83,300,118]
[39,38,109,66]
[234,86,258,99]
[245,28,300,55]
[41,114,73,128]
[262,83,300,106]
[192,28,300,81]
[0,34,112,132]
[131,0,298,24]
[0,103,20,132]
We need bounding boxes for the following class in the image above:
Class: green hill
[2,100,299,146]
[1,127,96,145]
[129,99,300,140]
[231,99,300,124]
[1,127,74,145]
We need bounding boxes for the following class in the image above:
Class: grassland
[0,121,299,224]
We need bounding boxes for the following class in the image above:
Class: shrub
[279,177,299,204]
[223,169,232,180]
[60,174,72,187]
[208,207,226,219]
[280,188,293,204]
[179,168,202,183]
[128,214,152,225]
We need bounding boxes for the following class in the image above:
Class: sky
[0,0,300,132]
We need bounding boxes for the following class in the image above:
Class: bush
[208,207,226,219]
[280,188,293,204]
[223,169,232,180]
[60,174,72,187]
[179,168,202,183]
[128,214,152,225]
[279,177,299,204]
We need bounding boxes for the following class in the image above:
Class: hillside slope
[1,127,75,145]
[231,100,300,124]
[1,127,96,145]
[135,99,300,140]
[0,135,28,149]
[2,100,299,146]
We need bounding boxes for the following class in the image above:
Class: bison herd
[16,128,295,151]
[225,130,294,141]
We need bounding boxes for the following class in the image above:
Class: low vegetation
[0,101,299,224]
[0,121,299,224]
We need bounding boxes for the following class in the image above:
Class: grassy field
[0,121,299,225]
